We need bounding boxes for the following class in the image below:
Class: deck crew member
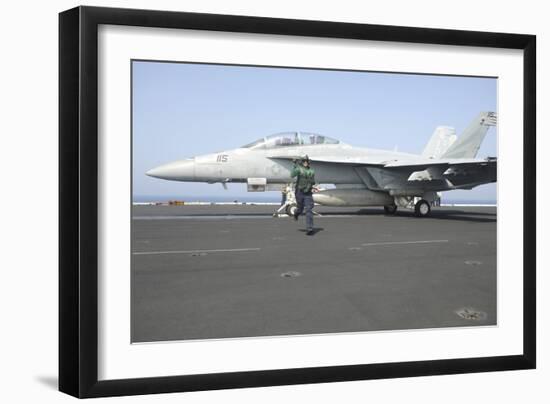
[291,155,315,235]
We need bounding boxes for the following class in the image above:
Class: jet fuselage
[146,144,417,185]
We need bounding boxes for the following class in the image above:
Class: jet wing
[382,157,496,170]
[267,154,385,166]
[268,153,495,169]
[384,157,497,170]
[268,152,496,190]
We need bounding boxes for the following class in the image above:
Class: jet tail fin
[421,126,457,159]
[440,112,497,159]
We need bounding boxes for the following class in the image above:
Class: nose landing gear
[273,185,297,217]
[273,185,320,218]
[286,203,298,217]
[383,204,398,215]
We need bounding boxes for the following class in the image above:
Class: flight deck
[131,205,497,343]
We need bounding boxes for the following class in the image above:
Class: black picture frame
[59,5,536,398]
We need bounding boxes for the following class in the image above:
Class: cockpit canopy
[242,132,340,149]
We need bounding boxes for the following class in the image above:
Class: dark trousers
[295,190,314,230]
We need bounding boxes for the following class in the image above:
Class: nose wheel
[414,199,431,217]
[383,204,398,215]
[286,203,298,217]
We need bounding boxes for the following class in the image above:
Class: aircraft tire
[383,204,398,214]
[286,203,298,217]
[414,199,431,217]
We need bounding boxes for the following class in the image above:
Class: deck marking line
[133,247,261,256]
[361,240,449,247]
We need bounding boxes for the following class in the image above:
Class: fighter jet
[146,111,497,217]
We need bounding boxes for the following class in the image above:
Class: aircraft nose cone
[145,166,167,178]
[146,159,195,180]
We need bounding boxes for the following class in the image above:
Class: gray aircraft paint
[146,112,497,210]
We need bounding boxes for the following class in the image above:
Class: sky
[132,60,497,203]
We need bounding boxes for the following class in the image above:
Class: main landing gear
[385,200,431,217]
[414,199,431,217]
[393,193,438,217]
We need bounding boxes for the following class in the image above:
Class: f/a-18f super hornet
[146,111,497,217]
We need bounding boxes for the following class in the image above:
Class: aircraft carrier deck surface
[131,205,497,343]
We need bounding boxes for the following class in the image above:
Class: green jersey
[291,165,315,193]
